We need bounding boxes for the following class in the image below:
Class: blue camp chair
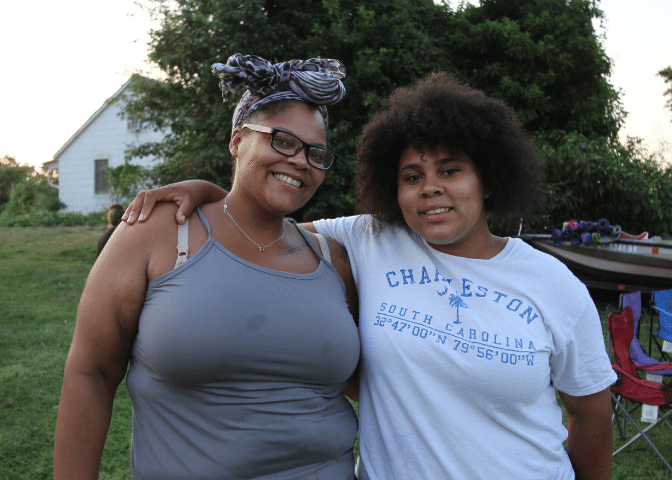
[652,289,672,342]
[620,292,672,374]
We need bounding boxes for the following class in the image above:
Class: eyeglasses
[241,124,337,170]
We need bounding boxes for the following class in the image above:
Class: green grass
[0,226,670,478]
[0,226,133,479]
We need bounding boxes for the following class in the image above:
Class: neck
[428,231,507,259]
[223,193,287,246]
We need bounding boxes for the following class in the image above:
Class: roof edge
[52,78,135,160]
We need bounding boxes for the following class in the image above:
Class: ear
[229,128,243,158]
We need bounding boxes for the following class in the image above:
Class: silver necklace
[223,197,286,252]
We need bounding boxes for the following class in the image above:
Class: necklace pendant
[259,246,265,252]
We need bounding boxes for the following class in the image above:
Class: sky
[1,0,671,169]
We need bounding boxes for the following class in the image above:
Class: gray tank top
[126,209,359,479]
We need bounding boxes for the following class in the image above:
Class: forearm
[187,179,228,203]
[564,392,613,480]
[54,371,118,480]
[124,180,228,224]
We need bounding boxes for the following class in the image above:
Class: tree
[439,0,623,139]
[0,155,63,216]
[106,162,157,204]
[1,155,32,207]
[125,0,626,220]
[448,294,469,325]
[124,0,446,218]
[535,132,672,235]
[660,66,672,121]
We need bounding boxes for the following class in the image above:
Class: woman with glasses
[54,54,359,480]
[125,72,616,480]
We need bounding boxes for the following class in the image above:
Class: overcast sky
[1,0,670,168]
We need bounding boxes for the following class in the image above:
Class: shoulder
[324,235,351,269]
[125,202,182,232]
[301,228,344,261]
[515,241,598,325]
[507,239,576,274]
[117,202,185,244]
[103,202,183,271]
[315,214,385,245]
[502,239,592,303]
[302,228,352,278]
[315,214,371,232]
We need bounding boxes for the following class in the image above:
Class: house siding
[54,81,167,213]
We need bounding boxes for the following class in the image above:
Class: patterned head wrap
[211,53,346,131]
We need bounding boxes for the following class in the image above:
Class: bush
[0,210,105,228]
[1,181,64,216]
[1,156,64,218]
[536,133,672,235]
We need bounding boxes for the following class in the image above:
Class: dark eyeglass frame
[241,123,337,170]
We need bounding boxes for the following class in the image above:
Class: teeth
[273,174,301,188]
[425,208,451,215]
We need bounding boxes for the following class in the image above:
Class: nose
[285,148,311,170]
[421,175,444,196]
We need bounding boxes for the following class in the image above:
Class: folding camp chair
[652,289,672,342]
[608,307,672,471]
[620,292,672,373]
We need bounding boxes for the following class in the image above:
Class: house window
[94,159,111,194]
[127,118,142,133]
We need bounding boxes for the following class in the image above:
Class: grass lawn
[1,226,670,479]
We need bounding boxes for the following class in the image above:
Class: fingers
[121,182,204,225]
[122,190,157,224]
[174,194,199,224]
[122,197,140,224]
[175,205,187,225]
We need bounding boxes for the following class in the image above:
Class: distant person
[96,202,124,258]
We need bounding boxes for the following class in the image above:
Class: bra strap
[174,218,190,268]
[314,233,331,263]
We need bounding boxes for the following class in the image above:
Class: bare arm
[558,388,613,480]
[299,221,318,234]
[124,180,227,225]
[54,221,154,479]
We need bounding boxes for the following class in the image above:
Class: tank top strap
[195,207,211,234]
[315,234,331,263]
[289,218,331,264]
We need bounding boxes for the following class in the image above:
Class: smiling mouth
[273,173,302,188]
[423,207,453,215]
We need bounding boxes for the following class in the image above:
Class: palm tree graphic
[449,294,468,324]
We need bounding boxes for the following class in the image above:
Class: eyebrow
[398,155,464,174]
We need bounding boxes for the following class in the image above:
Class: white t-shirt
[315,215,616,480]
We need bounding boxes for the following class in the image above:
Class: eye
[404,174,422,182]
[308,150,327,163]
[273,133,298,149]
[442,167,459,176]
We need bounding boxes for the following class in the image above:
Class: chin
[413,227,459,246]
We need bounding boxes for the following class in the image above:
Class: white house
[45,79,167,213]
